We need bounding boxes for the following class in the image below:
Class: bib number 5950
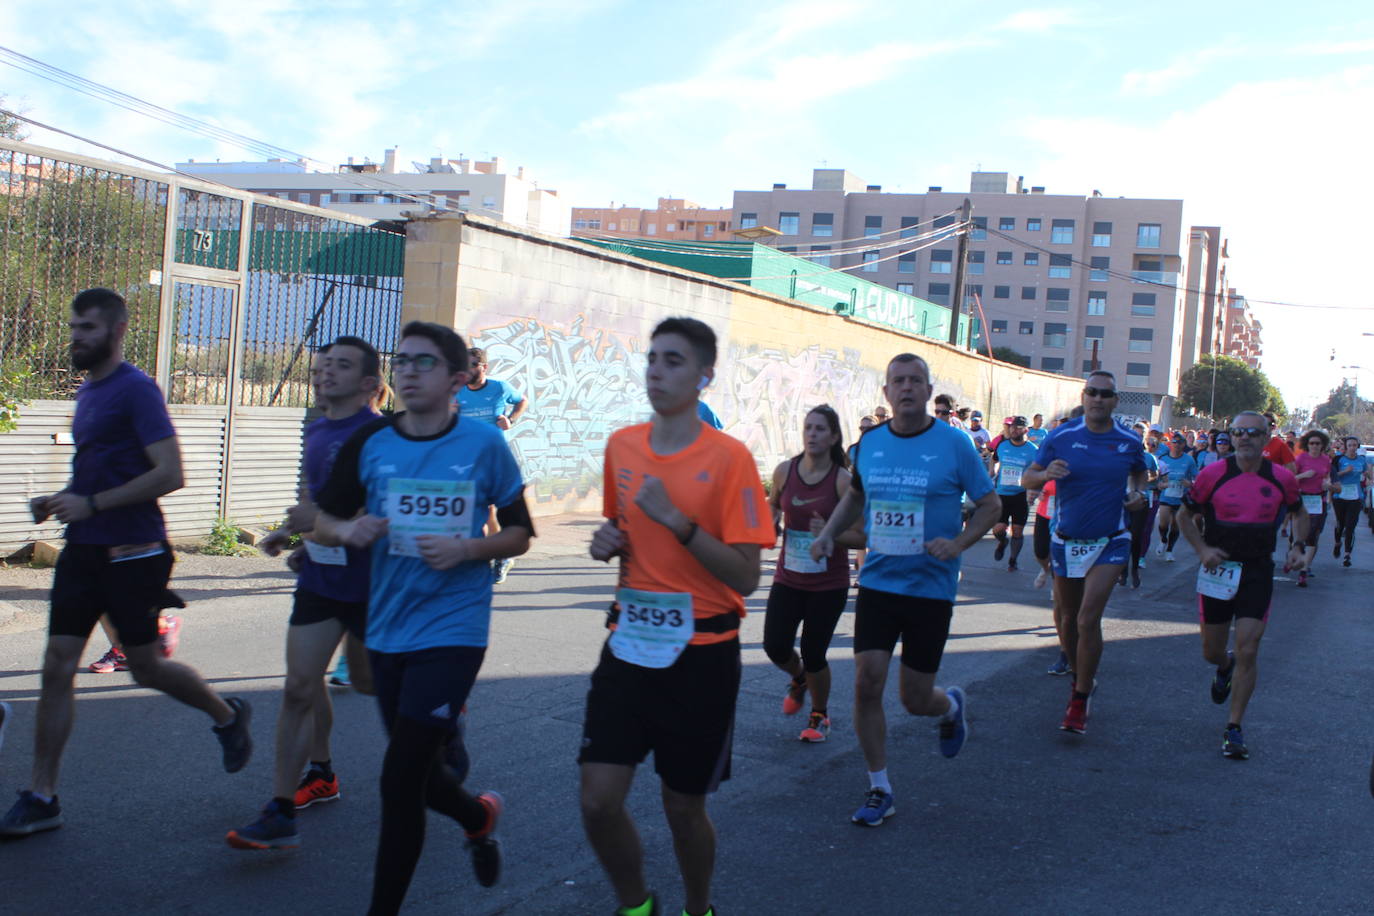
[395,494,467,517]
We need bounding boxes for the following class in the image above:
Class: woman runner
[1293,431,1334,587]
[1330,437,1370,567]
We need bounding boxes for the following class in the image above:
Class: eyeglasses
[935,409,951,416]
[1228,427,1267,438]
[392,353,445,372]
[1082,386,1117,399]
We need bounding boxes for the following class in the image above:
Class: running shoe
[466,791,504,887]
[213,697,254,773]
[492,558,514,584]
[0,701,9,754]
[226,799,299,850]
[1221,725,1249,760]
[1046,652,1070,676]
[1060,695,1088,735]
[157,615,182,658]
[1210,652,1235,705]
[799,711,830,743]
[1131,568,1141,589]
[1333,541,1341,558]
[781,676,807,716]
[1138,557,1147,569]
[938,687,968,758]
[1166,550,1176,563]
[1297,571,1308,588]
[615,892,661,916]
[89,647,128,673]
[850,788,895,827]
[1033,569,1048,589]
[0,790,63,837]
[1007,559,1018,572]
[328,654,350,686]
[1117,569,1128,587]
[294,769,340,809]
[994,539,1007,562]
[1155,544,1165,558]
[1343,554,1352,568]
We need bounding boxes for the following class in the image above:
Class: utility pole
[946,197,973,348]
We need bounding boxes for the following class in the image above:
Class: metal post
[946,198,973,348]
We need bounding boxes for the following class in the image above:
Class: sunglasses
[935,408,951,416]
[1228,427,1267,438]
[1082,386,1117,399]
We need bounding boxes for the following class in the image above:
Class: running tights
[1127,507,1150,567]
[1332,499,1361,556]
[763,584,847,673]
[369,716,488,916]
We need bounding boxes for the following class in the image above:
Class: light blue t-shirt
[456,378,524,426]
[1156,452,1198,505]
[1026,426,1048,447]
[993,439,1039,495]
[316,415,525,653]
[852,419,994,602]
[697,400,724,430]
[1034,418,1147,539]
[1334,454,1369,501]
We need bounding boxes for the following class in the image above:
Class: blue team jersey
[1141,451,1160,506]
[316,414,526,653]
[993,439,1039,495]
[1026,427,1048,447]
[1334,454,1369,500]
[1156,452,1198,505]
[696,400,724,429]
[852,419,994,602]
[455,378,523,425]
[1034,418,1147,539]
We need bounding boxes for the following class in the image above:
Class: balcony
[1130,270,1178,287]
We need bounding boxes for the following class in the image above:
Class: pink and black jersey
[1183,457,1300,562]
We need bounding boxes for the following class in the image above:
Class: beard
[71,332,114,370]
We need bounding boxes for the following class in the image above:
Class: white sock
[868,769,891,793]
[942,689,961,722]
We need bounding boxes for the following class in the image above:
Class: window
[864,215,882,238]
[896,282,914,295]
[993,285,1010,299]
[779,246,797,253]
[1084,324,1105,349]
[1092,221,1112,247]
[862,251,879,272]
[991,319,1009,334]
[607,222,617,231]
[898,252,916,274]
[1023,252,1040,266]
[1041,357,1066,372]
[996,250,1013,265]
[1046,288,1070,311]
[999,217,1016,230]
[1051,219,1075,244]
[810,245,831,267]
[1019,321,1034,335]
[1027,217,1042,231]
[971,216,987,240]
[1137,223,1161,248]
[1128,327,1154,352]
[573,218,588,229]
[900,216,920,239]
[702,224,714,238]
[1087,290,1107,315]
[738,212,758,229]
[1126,362,1151,388]
[1043,322,1068,348]
[1049,253,1072,278]
[779,212,800,235]
[811,212,834,236]
[968,251,985,275]
[933,214,957,240]
[927,282,951,305]
[1082,359,1099,373]
[931,249,953,274]
[646,223,657,235]
[1090,255,1109,281]
[1021,285,1037,300]
[1131,292,1156,316]
[588,219,601,229]
[965,283,983,304]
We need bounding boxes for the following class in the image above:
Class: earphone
[697,375,710,391]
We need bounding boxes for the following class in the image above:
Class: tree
[1314,380,1371,426]
[991,346,1030,368]
[1176,354,1270,421]
[1,93,28,140]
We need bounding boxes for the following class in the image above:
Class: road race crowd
[2,288,1371,916]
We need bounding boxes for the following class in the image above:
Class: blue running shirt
[1034,419,1147,539]
[1026,426,1048,447]
[1156,452,1199,506]
[455,379,523,426]
[852,419,994,602]
[1333,454,1369,501]
[993,439,1039,495]
[317,414,526,653]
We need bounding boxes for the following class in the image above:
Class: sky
[2,0,1372,412]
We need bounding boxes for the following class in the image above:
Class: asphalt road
[2,516,1372,915]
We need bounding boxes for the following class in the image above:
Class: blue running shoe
[1221,725,1249,760]
[851,788,895,827]
[939,687,968,758]
[0,790,63,837]
[213,697,253,773]
[1210,652,1235,705]
[226,799,299,850]
[329,654,350,686]
[1047,652,1071,676]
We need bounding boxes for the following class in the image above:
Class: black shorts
[1197,560,1273,626]
[852,587,953,674]
[290,588,367,641]
[579,638,740,796]
[49,542,176,648]
[370,645,486,734]
[1304,510,1327,547]
[1033,513,1052,560]
[998,492,1029,527]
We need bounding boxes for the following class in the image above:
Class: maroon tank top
[776,457,850,590]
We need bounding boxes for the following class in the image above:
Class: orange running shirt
[604,422,774,645]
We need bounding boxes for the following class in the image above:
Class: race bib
[999,464,1024,489]
[1063,537,1108,578]
[1197,561,1242,600]
[1340,482,1360,501]
[1164,483,1184,500]
[869,500,925,555]
[386,478,475,557]
[609,588,693,669]
[1301,494,1323,515]
[1044,494,1056,519]
[783,529,827,574]
[304,539,347,566]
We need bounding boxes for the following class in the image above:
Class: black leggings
[763,582,848,673]
[1332,499,1362,555]
[1127,506,1151,567]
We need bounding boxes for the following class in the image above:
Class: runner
[1122,424,1160,589]
[579,317,772,916]
[1,288,252,838]
[1154,433,1199,562]
[874,404,891,425]
[765,405,863,743]
[1022,372,1149,735]
[811,353,1000,827]
[1026,413,1049,448]
[846,414,876,467]
[989,416,1037,572]
[1177,411,1307,760]
[313,321,533,913]
[455,346,528,584]
[1293,430,1334,587]
[226,336,382,851]
[967,410,991,451]
[1261,413,1297,472]
[1033,477,1071,677]
[1330,436,1370,568]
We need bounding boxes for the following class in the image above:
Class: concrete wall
[403,213,1088,516]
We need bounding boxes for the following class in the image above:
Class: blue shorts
[370,645,485,734]
[1050,533,1132,579]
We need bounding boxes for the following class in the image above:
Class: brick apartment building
[571,198,732,242]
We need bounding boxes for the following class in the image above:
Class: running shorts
[1033,513,1052,561]
[370,645,485,734]
[290,588,367,641]
[1304,509,1327,547]
[1198,560,1273,625]
[998,492,1029,528]
[1050,532,1131,579]
[49,542,177,648]
[852,587,953,674]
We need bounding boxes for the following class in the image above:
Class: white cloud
[994,8,1080,32]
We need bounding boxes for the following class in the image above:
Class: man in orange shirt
[580,317,774,916]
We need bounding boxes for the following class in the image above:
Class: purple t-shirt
[66,362,177,545]
[296,408,381,603]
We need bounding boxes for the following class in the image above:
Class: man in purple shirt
[0,288,253,839]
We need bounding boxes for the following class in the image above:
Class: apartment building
[571,198,732,242]
[1219,289,1262,369]
[177,150,571,236]
[732,170,1193,407]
